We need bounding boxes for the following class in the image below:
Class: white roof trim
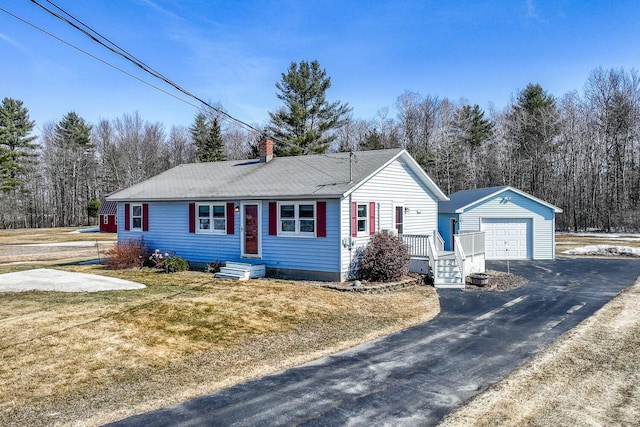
[454,186,563,213]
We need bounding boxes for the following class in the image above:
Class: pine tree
[268,60,351,156]
[507,84,561,197]
[47,112,94,226]
[452,104,494,189]
[453,104,493,151]
[0,98,37,191]
[190,112,225,162]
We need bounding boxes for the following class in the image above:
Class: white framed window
[278,202,316,237]
[103,215,109,225]
[197,203,226,233]
[357,203,368,234]
[131,204,142,230]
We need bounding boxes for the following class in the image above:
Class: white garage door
[482,218,532,260]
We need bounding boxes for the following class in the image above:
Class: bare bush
[105,238,150,269]
[359,231,411,282]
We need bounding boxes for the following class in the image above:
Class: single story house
[108,140,449,281]
[98,200,118,233]
[438,186,562,260]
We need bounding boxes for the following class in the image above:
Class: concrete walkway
[108,258,640,426]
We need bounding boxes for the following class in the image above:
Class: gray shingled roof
[109,148,443,202]
[439,185,562,213]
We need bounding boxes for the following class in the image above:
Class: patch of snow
[558,232,640,239]
[563,245,640,257]
[69,227,100,234]
[0,268,145,292]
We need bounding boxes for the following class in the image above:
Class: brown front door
[243,203,260,256]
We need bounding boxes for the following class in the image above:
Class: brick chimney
[259,138,273,163]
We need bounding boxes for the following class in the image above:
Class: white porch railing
[399,233,439,275]
[453,231,486,280]
[401,232,485,287]
[456,231,485,256]
[399,234,430,258]
[433,230,445,251]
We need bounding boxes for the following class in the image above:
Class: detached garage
[438,186,562,260]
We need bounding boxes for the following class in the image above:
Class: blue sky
[1,1,639,134]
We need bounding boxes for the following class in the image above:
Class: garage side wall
[438,212,459,251]
[457,190,556,260]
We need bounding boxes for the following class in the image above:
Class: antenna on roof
[349,151,353,183]
[349,150,358,183]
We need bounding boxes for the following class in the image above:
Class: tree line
[1,62,640,232]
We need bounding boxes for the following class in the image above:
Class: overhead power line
[0,6,202,112]
[29,0,263,136]
[3,2,325,164]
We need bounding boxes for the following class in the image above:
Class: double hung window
[131,204,142,230]
[198,203,226,233]
[278,202,315,236]
[357,204,368,233]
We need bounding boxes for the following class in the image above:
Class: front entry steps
[214,262,266,281]
[434,256,463,288]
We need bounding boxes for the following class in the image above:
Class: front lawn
[0,265,439,426]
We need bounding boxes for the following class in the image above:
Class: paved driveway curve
[109,258,640,426]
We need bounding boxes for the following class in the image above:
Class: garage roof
[439,186,563,214]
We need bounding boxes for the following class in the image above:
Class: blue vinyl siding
[438,213,459,251]
[118,200,341,273]
[261,199,341,273]
[117,202,240,262]
[451,189,557,260]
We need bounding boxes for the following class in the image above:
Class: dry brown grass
[0,226,116,264]
[439,278,640,427]
[0,265,439,426]
[0,226,116,244]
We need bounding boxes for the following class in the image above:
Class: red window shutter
[317,201,326,237]
[124,203,130,231]
[351,202,357,237]
[226,202,235,235]
[142,203,149,231]
[269,202,277,236]
[369,201,375,235]
[189,203,195,233]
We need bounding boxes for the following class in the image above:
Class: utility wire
[0,6,202,112]
[29,0,262,136]
[4,3,346,181]
[30,0,321,158]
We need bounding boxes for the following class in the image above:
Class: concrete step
[213,262,266,280]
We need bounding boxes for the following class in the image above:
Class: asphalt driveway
[109,258,640,427]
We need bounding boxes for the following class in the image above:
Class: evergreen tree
[359,128,386,151]
[452,104,494,188]
[507,83,561,196]
[46,112,94,226]
[0,98,37,191]
[453,104,493,151]
[268,60,351,156]
[190,112,225,162]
